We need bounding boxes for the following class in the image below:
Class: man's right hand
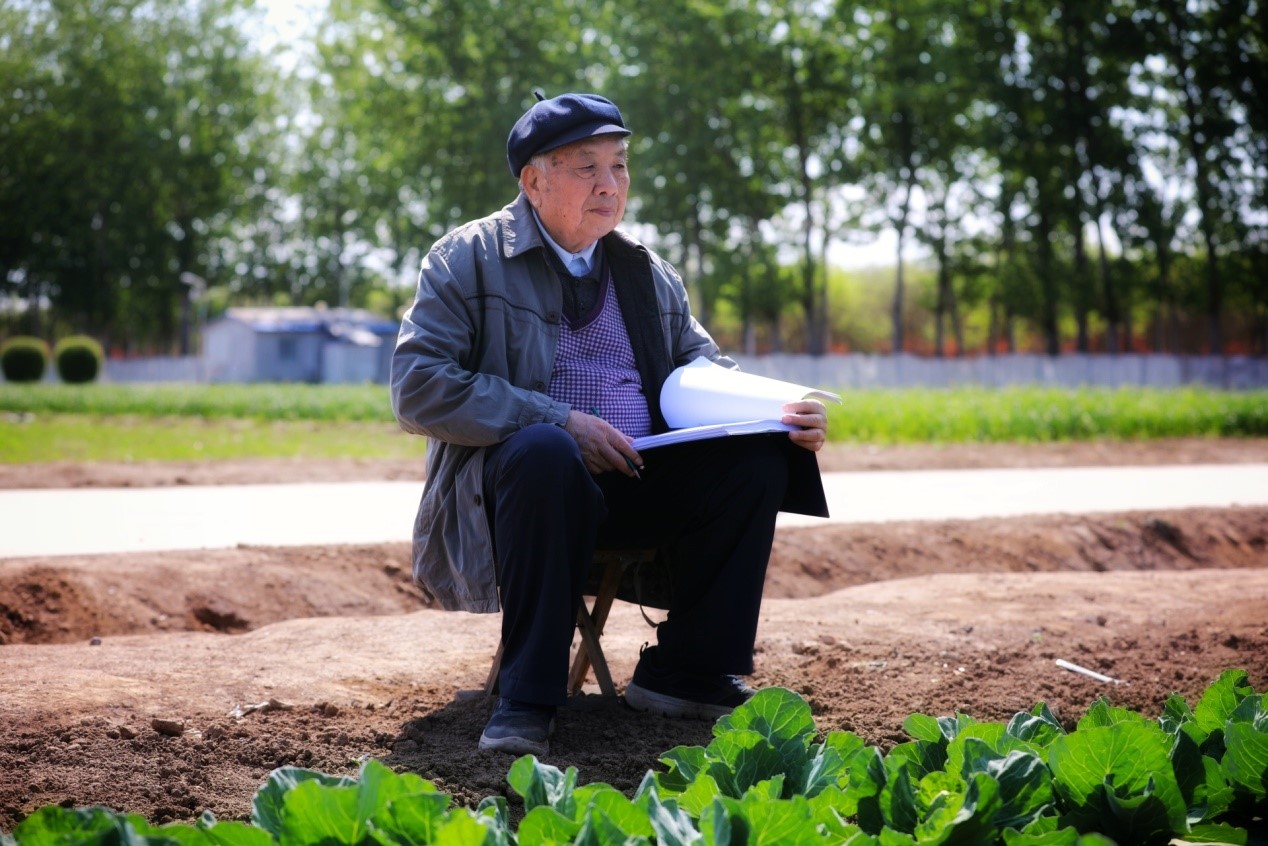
[563,410,643,477]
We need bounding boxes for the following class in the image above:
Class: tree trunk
[785,55,822,356]
[90,202,119,348]
[891,177,913,355]
[739,251,756,357]
[739,220,764,356]
[933,240,950,357]
[1169,301,1180,355]
[799,210,819,354]
[689,211,709,326]
[1162,0,1223,353]
[996,190,1018,354]
[1037,206,1060,356]
[987,295,1000,357]
[1096,213,1120,353]
[1259,304,1268,357]
[989,212,1012,357]
[1257,251,1268,356]
[32,282,48,338]
[1198,215,1222,354]
[769,316,783,353]
[1073,219,1090,353]
[176,215,196,356]
[819,232,831,353]
[1156,238,1176,353]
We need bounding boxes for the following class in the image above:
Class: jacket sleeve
[390,238,570,447]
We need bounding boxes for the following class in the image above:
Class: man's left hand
[781,399,828,452]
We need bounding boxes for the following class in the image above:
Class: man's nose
[594,167,619,193]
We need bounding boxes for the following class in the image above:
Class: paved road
[1,464,1266,558]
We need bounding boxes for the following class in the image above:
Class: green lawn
[0,382,394,421]
[828,385,1268,443]
[0,414,425,463]
[1,382,1265,463]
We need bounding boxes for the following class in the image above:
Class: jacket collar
[501,191,647,262]
[501,193,547,260]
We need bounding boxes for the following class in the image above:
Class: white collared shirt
[532,210,598,276]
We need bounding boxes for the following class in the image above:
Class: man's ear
[520,164,544,206]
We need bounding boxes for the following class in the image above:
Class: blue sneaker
[623,646,755,720]
[478,698,555,755]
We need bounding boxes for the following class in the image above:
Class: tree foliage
[1,0,279,352]
[2,0,1265,356]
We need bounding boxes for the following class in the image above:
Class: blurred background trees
[0,0,278,353]
[1,0,1264,357]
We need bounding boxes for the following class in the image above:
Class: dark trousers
[482,423,790,706]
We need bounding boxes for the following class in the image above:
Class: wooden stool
[483,548,658,698]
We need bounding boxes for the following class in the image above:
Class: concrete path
[1,464,1266,558]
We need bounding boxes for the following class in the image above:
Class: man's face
[521,135,629,253]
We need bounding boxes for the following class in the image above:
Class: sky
[254,0,322,69]
[257,0,320,42]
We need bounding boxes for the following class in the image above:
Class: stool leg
[484,641,504,696]
[573,605,616,696]
[479,549,657,700]
[568,557,624,695]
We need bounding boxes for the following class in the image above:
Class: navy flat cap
[507,92,631,177]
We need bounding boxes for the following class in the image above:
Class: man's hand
[781,399,828,452]
[564,410,644,477]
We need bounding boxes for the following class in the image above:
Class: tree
[0,0,276,351]
[856,0,987,355]
[619,0,859,356]
[297,0,598,297]
[606,0,800,339]
[1048,0,1142,353]
[1141,0,1248,353]
[761,0,861,355]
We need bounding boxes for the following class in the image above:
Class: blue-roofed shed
[203,306,398,383]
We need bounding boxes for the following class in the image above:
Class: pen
[589,407,642,479]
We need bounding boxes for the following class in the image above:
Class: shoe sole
[623,682,737,721]
[477,716,555,756]
[478,731,549,756]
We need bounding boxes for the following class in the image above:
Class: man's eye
[576,166,596,176]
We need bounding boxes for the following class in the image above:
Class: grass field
[0,415,425,463]
[2,382,1265,463]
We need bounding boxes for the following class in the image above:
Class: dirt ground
[2,438,1267,832]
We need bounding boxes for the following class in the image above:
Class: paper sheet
[631,358,841,451]
[659,357,841,429]
[631,419,797,451]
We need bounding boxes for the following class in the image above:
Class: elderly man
[391,92,828,756]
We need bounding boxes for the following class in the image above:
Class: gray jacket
[390,193,728,612]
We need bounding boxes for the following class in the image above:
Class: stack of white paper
[632,357,841,451]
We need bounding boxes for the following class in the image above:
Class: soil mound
[1,509,1264,647]
[2,440,1266,830]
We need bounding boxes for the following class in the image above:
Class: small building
[203,306,398,383]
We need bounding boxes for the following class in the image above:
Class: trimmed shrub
[1,336,51,382]
[54,335,105,384]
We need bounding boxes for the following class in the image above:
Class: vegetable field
[9,674,1268,844]
[1,440,1266,843]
